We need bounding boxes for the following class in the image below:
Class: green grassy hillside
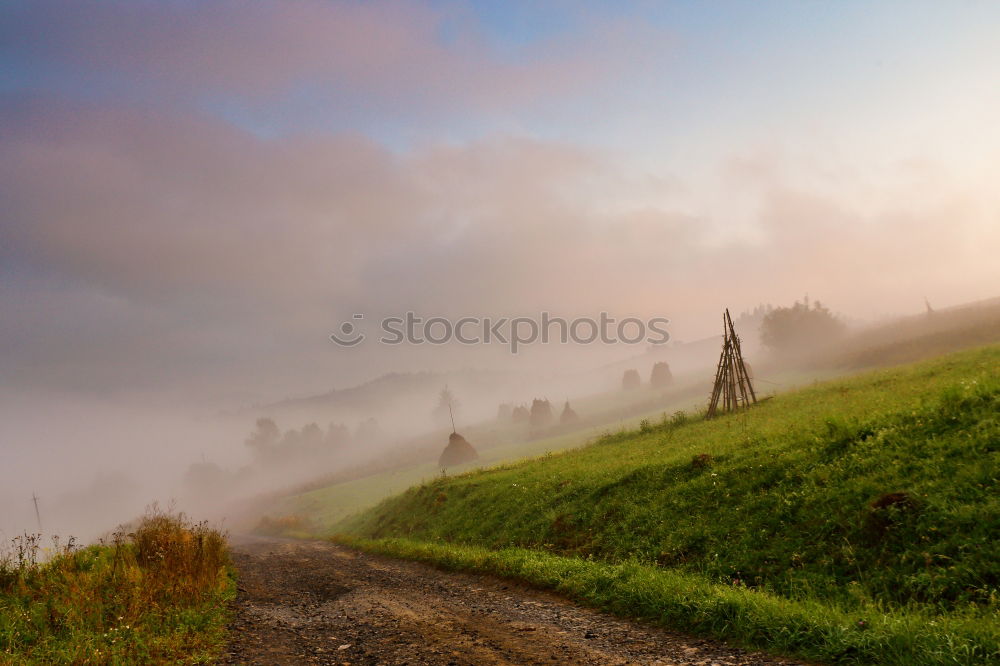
[336,345,1000,664]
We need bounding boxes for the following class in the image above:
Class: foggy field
[5,2,1000,663]
[263,363,839,533]
[261,299,1000,536]
[334,345,1000,664]
[267,384,712,531]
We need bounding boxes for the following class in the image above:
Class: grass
[333,344,1000,664]
[0,511,234,664]
[267,376,770,533]
[268,417,645,533]
[339,537,997,665]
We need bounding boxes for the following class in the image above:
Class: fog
[3,2,1000,543]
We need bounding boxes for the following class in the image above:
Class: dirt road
[222,536,803,665]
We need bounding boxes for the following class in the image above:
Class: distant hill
[263,370,446,414]
[247,368,520,436]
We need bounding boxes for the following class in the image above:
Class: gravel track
[222,536,805,666]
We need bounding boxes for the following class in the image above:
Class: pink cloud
[3,1,647,109]
[2,95,998,397]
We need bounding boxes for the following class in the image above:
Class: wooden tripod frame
[707,308,757,418]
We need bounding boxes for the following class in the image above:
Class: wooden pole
[727,309,757,405]
[32,493,42,533]
[725,310,749,407]
[707,316,726,417]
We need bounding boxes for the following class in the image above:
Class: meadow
[0,512,233,664]
[267,386,722,532]
[266,364,836,533]
[334,344,1000,664]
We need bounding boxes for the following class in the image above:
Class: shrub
[0,510,232,663]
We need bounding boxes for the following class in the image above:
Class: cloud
[3,92,999,400]
[0,0,652,113]
[0,98,628,396]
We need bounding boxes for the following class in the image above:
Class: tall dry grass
[1,509,233,664]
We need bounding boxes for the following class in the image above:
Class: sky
[2,0,1000,411]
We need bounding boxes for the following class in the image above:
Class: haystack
[650,361,674,388]
[438,431,479,468]
[560,400,579,425]
[622,368,641,390]
[529,398,553,427]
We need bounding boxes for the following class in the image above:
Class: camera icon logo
[330,313,366,347]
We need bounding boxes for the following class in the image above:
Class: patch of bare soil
[222,536,804,665]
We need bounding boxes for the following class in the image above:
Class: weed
[0,509,233,663]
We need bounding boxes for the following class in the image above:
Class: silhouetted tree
[433,385,459,427]
[324,422,351,448]
[760,299,845,353]
[299,422,324,450]
[511,405,530,423]
[355,417,381,443]
[245,417,280,457]
[278,427,301,451]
